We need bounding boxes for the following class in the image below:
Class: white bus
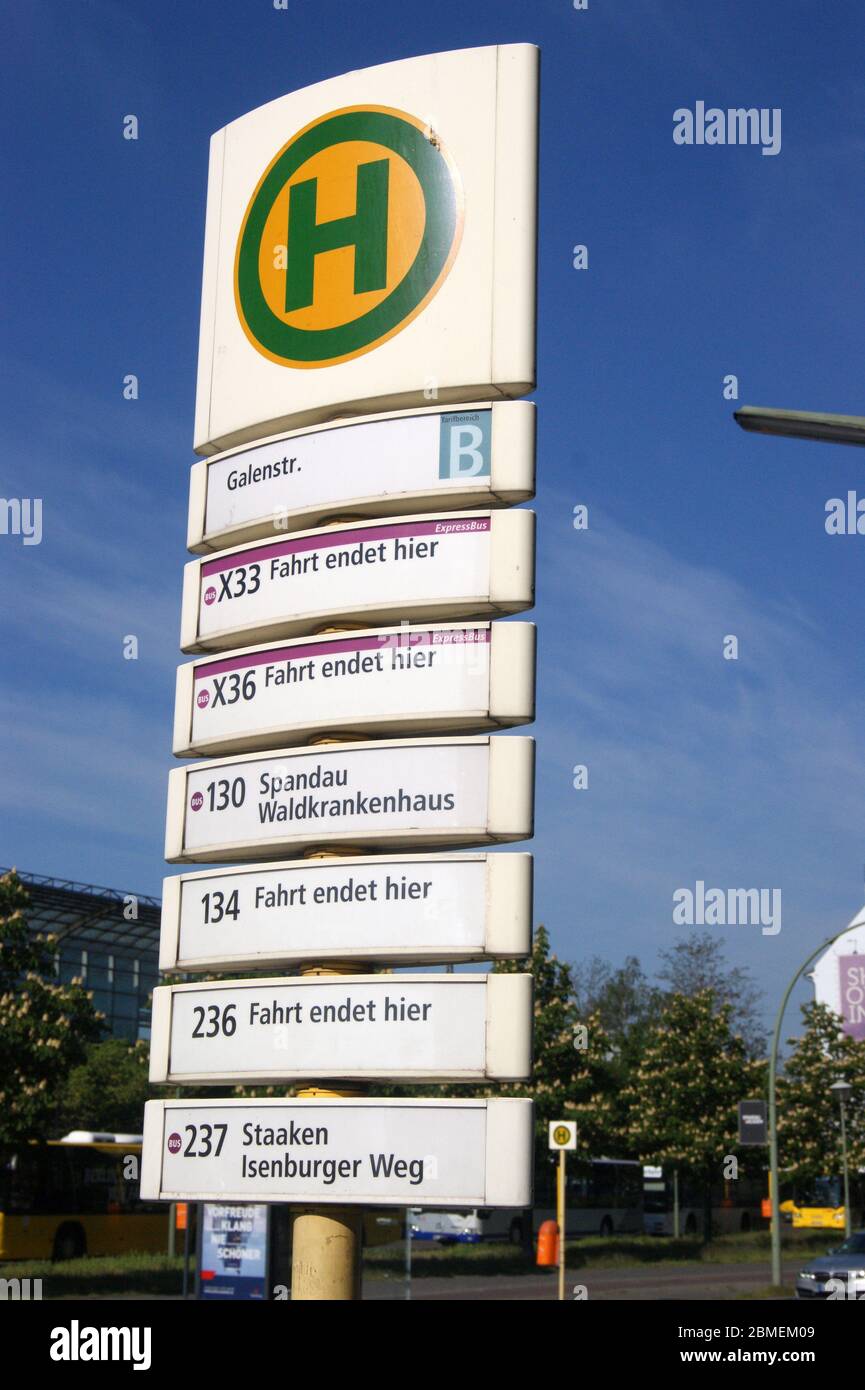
[642,1164,765,1236]
[410,1158,643,1245]
[409,1207,526,1245]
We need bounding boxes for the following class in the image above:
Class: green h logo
[285,159,390,313]
[235,106,463,368]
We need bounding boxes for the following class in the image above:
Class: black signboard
[738,1099,768,1146]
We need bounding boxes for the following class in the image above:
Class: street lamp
[735,406,863,1277]
[830,1079,853,1239]
[734,406,865,447]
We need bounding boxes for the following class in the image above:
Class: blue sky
[2,0,865,1033]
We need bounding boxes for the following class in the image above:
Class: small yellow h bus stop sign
[548,1121,577,1301]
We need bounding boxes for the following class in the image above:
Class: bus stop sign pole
[557,1149,565,1302]
[549,1121,577,1302]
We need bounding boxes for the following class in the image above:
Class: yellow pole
[291,1083,365,1300]
[291,1208,363,1300]
[289,838,369,1301]
[557,1148,566,1302]
[287,718,402,1297]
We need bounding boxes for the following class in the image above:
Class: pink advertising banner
[838,956,865,1041]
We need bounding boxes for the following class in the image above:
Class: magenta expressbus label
[192,628,491,682]
[199,516,492,580]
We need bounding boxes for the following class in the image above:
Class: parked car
[796,1232,865,1299]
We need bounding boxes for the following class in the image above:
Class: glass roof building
[4,869,161,1042]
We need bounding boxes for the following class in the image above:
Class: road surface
[364,1260,801,1301]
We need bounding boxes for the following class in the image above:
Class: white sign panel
[165,735,534,863]
[180,509,534,654]
[548,1121,577,1151]
[194,45,538,455]
[809,911,865,1042]
[149,973,531,1085]
[173,621,535,756]
[188,401,535,553]
[160,852,532,972]
[141,1098,533,1209]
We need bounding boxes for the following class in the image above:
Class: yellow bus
[1,1132,401,1264]
[0,1131,165,1261]
[780,1174,865,1232]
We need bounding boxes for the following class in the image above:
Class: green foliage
[56,1038,152,1135]
[0,871,104,1143]
[620,988,763,1176]
[491,928,775,1188]
[777,1002,865,1178]
[494,926,620,1156]
[572,954,660,1071]
[657,933,766,1057]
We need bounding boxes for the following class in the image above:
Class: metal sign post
[146,42,540,1301]
[549,1122,577,1302]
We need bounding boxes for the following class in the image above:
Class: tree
[657,932,766,1056]
[494,926,621,1159]
[621,988,764,1237]
[572,954,660,1069]
[55,1038,152,1135]
[777,1002,865,1188]
[0,871,104,1144]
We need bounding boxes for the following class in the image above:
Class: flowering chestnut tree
[777,1002,865,1180]
[493,925,620,1155]
[0,870,103,1144]
[620,988,764,1235]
